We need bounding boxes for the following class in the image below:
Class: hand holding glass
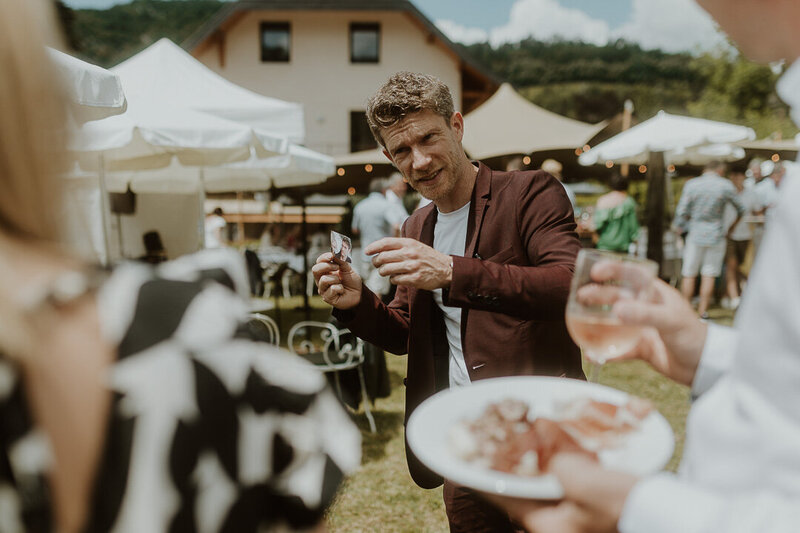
[566,250,658,381]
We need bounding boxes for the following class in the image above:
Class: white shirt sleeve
[691,323,738,398]
[619,472,800,533]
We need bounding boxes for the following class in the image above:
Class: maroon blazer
[334,162,583,488]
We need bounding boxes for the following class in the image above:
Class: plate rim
[406,376,675,499]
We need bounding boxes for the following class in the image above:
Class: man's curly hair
[366,72,455,147]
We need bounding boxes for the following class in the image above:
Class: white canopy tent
[63,168,204,262]
[66,98,290,263]
[93,145,334,194]
[667,143,747,166]
[579,111,756,165]
[66,110,330,263]
[65,86,294,264]
[462,83,605,160]
[113,38,305,144]
[736,137,799,152]
[69,100,288,171]
[64,40,332,265]
[49,48,126,122]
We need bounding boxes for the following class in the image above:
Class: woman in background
[593,173,639,253]
[0,1,359,531]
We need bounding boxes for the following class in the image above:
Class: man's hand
[366,237,452,291]
[312,252,362,310]
[611,277,707,386]
[484,454,638,533]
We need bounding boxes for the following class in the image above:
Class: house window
[350,111,377,152]
[350,23,379,63]
[260,22,290,62]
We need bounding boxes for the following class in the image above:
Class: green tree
[688,53,796,138]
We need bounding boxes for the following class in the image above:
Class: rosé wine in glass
[565,314,643,364]
[566,249,658,381]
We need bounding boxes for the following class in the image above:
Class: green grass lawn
[261,295,734,532]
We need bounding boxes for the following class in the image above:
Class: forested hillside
[460,39,795,137]
[60,0,222,67]
[60,0,796,138]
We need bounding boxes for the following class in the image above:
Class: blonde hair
[366,71,454,147]
[0,0,68,242]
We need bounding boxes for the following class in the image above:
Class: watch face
[330,231,352,263]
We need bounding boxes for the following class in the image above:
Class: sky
[62,0,728,54]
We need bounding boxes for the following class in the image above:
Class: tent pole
[97,153,112,267]
[198,167,206,251]
[645,151,666,276]
[300,189,310,321]
[116,213,123,259]
[236,191,245,243]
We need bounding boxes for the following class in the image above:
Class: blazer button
[467,290,476,300]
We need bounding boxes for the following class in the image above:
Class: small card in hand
[330,231,352,263]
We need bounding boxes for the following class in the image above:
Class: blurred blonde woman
[0,2,359,532]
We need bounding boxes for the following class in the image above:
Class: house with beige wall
[185,0,498,156]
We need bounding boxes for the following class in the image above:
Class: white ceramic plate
[406,376,674,499]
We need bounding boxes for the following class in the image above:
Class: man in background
[755,160,785,218]
[204,207,226,249]
[673,160,744,318]
[722,166,757,310]
[352,177,405,298]
[384,172,410,230]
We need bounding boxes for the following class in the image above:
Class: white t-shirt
[432,202,471,388]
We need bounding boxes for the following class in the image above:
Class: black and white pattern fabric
[0,249,361,532]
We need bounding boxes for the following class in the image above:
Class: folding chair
[246,312,280,345]
[287,321,376,433]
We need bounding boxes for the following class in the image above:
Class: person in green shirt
[593,173,639,253]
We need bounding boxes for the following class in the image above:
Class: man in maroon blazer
[313,72,583,533]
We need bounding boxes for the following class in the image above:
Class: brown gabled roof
[183,0,500,112]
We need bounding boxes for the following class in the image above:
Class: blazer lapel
[465,163,492,258]
[419,203,438,246]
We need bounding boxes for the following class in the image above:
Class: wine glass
[566,249,658,382]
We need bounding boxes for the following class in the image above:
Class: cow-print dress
[0,250,361,532]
